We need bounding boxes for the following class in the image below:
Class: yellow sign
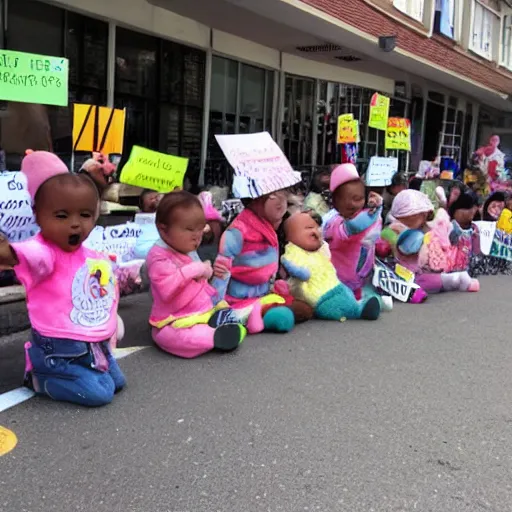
[0,426,18,457]
[496,208,512,234]
[120,145,189,193]
[395,264,415,283]
[353,120,360,144]
[368,93,390,131]
[337,114,357,144]
[385,117,411,151]
[73,104,126,155]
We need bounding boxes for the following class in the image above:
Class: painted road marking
[0,346,147,413]
[0,426,18,456]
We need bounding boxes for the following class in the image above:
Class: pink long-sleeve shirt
[146,241,218,328]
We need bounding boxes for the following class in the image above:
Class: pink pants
[152,324,215,359]
[416,272,473,293]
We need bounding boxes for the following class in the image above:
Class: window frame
[501,13,512,70]
[393,0,425,22]
[469,0,501,61]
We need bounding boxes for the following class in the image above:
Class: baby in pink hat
[322,163,389,306]
[381,189,479,294]
[0,151,126,407]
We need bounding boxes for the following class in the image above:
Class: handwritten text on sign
[368,93,390,131]
[372,261,419,302]
[0,50,69,106]
[490,208,512,261]
[474,221,496,256]
[83,223,142,262]
[215,132,301,199]
[337,114,357,144]
[120,146,188,193]
[385,117,411,151]
[0,172,39,242]
[365,156,398,187]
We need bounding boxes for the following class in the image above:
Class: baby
[282,212,381,320]
[147,191,246,359]
[0,151,125,407]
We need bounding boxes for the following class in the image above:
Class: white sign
[134,213,156,225]
[83,222,142,262]
[215,131,301,199]
[0,172,40,242]
[372,261,419,302]
[365,157,398,187]
[474,221,496,256]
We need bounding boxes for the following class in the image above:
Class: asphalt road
[1,277,512,512]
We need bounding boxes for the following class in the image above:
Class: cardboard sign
[215,132,301,199]
[372,260,419,302]
[474,221,496,256]
[73,104,126,154]
[368,93,390,131]
[83,222,142,263]
[490,208,512,261]
[337,114,357,144]
[385,118,411,151]
[120,146,188,193]
[0,50,69,106]
[0,172,39,242]
[365,156,398,187]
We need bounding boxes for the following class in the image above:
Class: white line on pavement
[0,346,147,414]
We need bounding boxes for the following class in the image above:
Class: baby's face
[35,181,98,252]
[158,205,206,254]
[333,180,365,220]
[285,213,323,252]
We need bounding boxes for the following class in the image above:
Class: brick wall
[302,0,512,94]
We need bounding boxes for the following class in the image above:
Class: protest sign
[365,156,398,187]
[215,132,301,199]
[0,50,69,106]
[337,114,357,144]
[489,208,512,261]
[83,222,142,262]
[73,104,126,155]
[368,93,390,131]
[0,172,39,242]
[120,146,188,193]
[474,221,496,256]
[134,213,156,225]
[385,118,411,151]
[372,260,419,302]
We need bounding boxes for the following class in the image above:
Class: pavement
[1,277,512,511]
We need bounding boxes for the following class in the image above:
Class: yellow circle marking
[0,426,18,456]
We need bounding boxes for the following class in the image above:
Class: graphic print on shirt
[70,258,116,327]
[356,224,380,278]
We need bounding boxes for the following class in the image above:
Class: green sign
[0,50,69,106]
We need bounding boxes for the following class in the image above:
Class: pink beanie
[391,189,434,218]
[21,150,69,201]
[329,163,360,192]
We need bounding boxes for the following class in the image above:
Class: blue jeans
[28,331,126,407]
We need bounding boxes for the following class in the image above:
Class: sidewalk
[0,286,29,338]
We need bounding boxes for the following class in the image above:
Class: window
[471,0,500,60]
[393,0,424,22]
[2,0,108,169]
[282,75,315,169]
[206,56,274,186]
[434,0,456,38]
[502,15,512,69]
[114,28,206,187]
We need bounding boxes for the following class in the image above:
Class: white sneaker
[380,295,393,312]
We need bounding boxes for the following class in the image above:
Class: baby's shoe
[410,288,428,304]
[263,306,295,333]
[360,297,381,321]
[213,324,246,351]
[467,278,480,292]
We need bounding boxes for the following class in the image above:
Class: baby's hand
[0,232,17,267]
[213,260,230,279]
[367,192,383,209]
[201,261,213,280]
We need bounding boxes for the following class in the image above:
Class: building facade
[1,0,511,188]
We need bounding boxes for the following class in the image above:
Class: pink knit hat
[391,189,434,218]
[21,150,69,201]
[329,163,360,192]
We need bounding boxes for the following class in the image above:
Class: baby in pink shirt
[0,151,125,407]
[147,191,246,359]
